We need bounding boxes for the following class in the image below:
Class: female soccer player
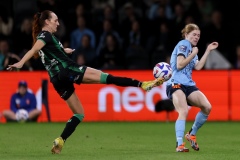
[166,23,218,152]
[7,10,164,154]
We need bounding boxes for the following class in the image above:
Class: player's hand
[207,42,218,51]
[64,48,75,54]
[192,47,199,55]
[7,62,23,71]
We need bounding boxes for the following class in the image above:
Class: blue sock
[190,111,208,135]
[175,120,185,146]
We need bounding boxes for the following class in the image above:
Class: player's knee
[3,110,12,116]
[202,103,212,115]
[178,107,189,118]
[205,104,212,114]
[74,114,84,122]
[100,72,109,84]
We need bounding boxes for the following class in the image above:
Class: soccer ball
[153,62,172,81]
[15,109,29,122]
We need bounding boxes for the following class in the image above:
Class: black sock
[189,128,193,135]
[106,74,142,87]
[60,116,81,141]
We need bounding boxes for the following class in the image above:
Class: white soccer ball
[153,62,172,81]
[16,109,29,122]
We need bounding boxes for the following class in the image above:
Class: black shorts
[166,83,199,100]
[50,65,87,100]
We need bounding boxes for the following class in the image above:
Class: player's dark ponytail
[32,10,52,57]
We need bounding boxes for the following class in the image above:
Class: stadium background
[0,0,240,123]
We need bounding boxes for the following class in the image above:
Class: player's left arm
[194,42,218,70]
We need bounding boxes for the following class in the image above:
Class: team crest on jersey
[179,45,187,52]
[26,99,30,105]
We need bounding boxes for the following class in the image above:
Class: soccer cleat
[51,137,64,154]
[176,142,189,152]
[185,132,199,151]
[141,78,164,92]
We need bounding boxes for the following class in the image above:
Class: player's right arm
[177,47,198,70]
[7,40,45,70]
[176,40,198,70]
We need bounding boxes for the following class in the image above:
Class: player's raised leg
[82,67,164,91]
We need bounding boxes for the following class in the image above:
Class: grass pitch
[0,122,239,160]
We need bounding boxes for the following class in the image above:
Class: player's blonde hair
[181,23,200,38]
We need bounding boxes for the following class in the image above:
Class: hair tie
[37,12,42,18]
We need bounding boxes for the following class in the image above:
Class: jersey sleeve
[176,40,191,58]
[37,32,52,44]
[28,93,37,111]
[10,94,18,113]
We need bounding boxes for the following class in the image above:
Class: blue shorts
[166,83,199,100]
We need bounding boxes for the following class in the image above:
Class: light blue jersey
[167,40,198,86]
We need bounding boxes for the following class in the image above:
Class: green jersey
[37,31,75,78]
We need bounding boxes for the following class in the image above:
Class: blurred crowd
[1,0,240,71]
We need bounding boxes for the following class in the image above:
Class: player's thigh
[82,67,102,83]
[172,89,189,114]
[51,76,75,100]
[187,90,211,109]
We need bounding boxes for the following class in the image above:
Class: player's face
[185,29,200,46]
[47,12,59,33]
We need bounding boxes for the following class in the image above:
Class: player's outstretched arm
[7,40,45,70]
[195,42,218,70]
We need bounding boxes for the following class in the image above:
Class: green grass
[0,122,239,160]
